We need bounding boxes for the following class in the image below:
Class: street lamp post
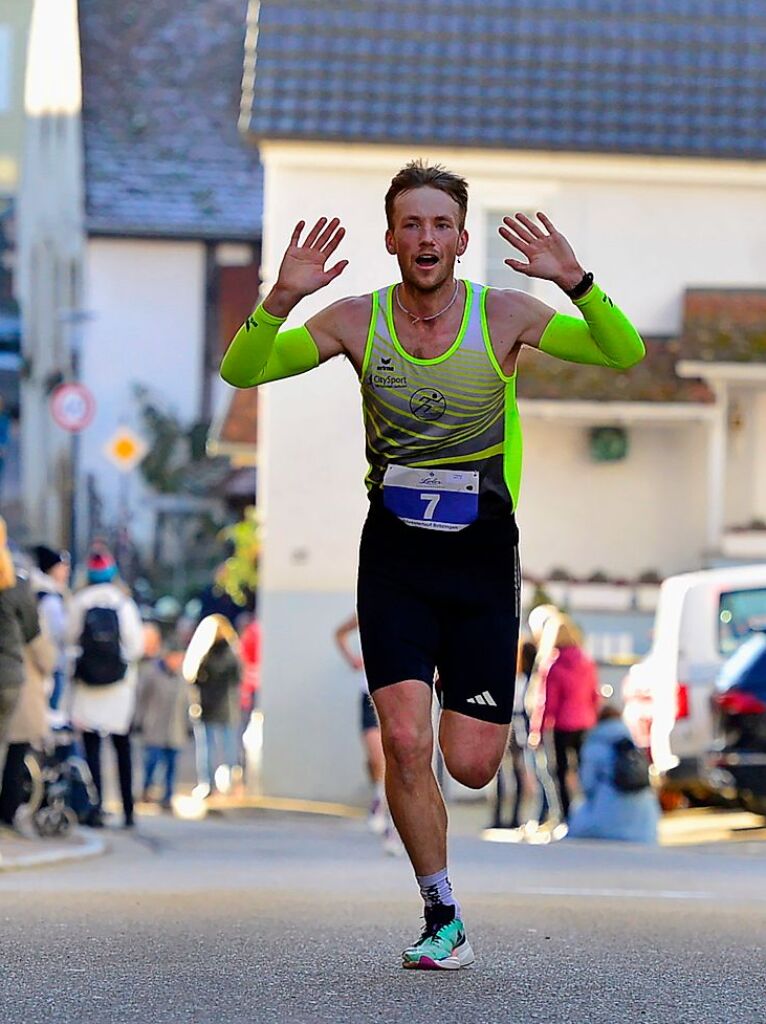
[57,308,93,573]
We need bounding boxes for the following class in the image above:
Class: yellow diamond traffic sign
[103,427,148,472]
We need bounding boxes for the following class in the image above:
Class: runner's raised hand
[274,217,349,302]
[499,213,584,291]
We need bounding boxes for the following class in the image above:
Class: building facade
[241,1,766,802]
[17,0,262,564]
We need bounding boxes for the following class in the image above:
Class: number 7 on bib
[382,466,479,532]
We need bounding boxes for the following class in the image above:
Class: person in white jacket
[68,547,144,828]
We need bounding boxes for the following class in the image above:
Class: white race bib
[382,466,479,532]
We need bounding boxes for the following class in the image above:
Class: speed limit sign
[50,383,96,433]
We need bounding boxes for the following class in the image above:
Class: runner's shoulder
[484,286,553,337]
[308,293,373,349]
[485,286,542,318]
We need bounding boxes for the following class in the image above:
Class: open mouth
[415,254,439,267]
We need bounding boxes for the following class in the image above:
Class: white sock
[416,868,461,919]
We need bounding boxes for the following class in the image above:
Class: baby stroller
[22,727,100,836]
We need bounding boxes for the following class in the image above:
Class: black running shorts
[357,500,521,725]
[360,692,379,733]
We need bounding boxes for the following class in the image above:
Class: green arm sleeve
[219,304,320,388]
[538,283,645,369]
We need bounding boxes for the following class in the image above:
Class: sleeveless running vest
[360,281,522,519]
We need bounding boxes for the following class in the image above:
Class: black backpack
[612,737,651,793]
[75,607,127,686]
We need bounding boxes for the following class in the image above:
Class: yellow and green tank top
[360,281,522,519]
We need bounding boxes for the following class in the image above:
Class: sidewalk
[0,826,106,872]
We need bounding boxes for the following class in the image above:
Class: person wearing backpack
[567,705,660,843]
[68,547,145,828]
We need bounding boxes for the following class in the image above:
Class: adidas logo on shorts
[466,691,497,707]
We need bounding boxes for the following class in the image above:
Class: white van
[622,564,766,792]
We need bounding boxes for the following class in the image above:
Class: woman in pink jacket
[531,615,600,822]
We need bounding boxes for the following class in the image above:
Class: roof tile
[517,338,714,403]
[80,0,262,239]
[680,290,766,363]
[245,1,766,159]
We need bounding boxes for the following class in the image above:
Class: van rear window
[719,588,766,656]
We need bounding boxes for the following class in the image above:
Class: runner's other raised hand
[499,212,584,292]
[274,217,349,303]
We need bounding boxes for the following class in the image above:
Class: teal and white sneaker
[402,904,475,970]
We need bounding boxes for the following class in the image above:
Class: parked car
[622,564,766,799]
[705,632,766,815]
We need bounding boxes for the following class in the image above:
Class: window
[484,209,533,293]
[719,588,766,657]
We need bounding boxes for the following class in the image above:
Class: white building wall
[80,238,205,546]
[754,393,766,522]
[724,388,758,529]
[16,0,86,545]
[516,417,708,580]
[255,141,766,801]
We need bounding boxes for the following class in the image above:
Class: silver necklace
[395,281,459,325]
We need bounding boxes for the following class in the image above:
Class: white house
[237,0,766,802]
[17,0,262,564]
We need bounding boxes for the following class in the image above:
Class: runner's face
[386,187,468,293]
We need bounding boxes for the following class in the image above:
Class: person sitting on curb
[567,705,660,844]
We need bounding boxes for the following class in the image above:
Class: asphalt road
[1,809,764,1024]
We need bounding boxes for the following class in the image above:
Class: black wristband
[564,271,594,300]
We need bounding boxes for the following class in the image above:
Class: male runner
[221,161,644,970]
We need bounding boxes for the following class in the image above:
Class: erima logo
[377,357,394,371]
[244,315,258,331]
[467,691,497,707]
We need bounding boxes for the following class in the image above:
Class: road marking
[513,885,764,902]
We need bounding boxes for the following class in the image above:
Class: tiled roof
[679,290,766,363]
[517,338,714,404]
[79,0,262,239]
[210,387,258,454]
[244,0,766,159]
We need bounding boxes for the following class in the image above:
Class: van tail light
[676,683,690,719]
[713,691,766,716]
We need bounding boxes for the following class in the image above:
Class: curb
[0,830,107,873]
[163,792,365,823]
[209,794,364,819]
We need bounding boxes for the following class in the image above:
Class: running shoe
[382,826,404,857]
[402,904,475,970]
[367,797,388,835]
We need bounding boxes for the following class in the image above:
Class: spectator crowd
[488,603,659,845]
[0,519,260,839]
[0,515,658,848]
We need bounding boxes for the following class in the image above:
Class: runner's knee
[381,721,432,781]
[443,750,501,790]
